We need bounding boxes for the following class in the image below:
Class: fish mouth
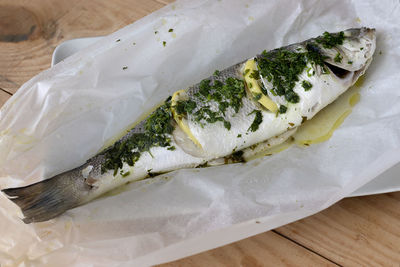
[324,62,352,79]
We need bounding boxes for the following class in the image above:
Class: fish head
[316,27,376,83]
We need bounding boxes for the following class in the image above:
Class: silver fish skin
[2,27,376,223]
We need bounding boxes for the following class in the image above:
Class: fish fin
[2,171,90,224]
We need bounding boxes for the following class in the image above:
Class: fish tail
[2,171,90,223]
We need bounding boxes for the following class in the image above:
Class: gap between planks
[272,230,342,266]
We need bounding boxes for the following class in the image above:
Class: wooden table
[1,0,399,265]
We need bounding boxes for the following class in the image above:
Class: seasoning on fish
[2,28,376,223]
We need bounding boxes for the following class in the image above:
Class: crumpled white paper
[1,0,400,266]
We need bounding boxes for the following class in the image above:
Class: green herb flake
[224,121,231,130]
[360,47,364,50]
[315,31,345,49]
[121,171,130,177]
[168,28,174,32]
[122,66,128,70]
[237,134,242,138]
[214,70,221,76]
[253,93,262,101]
[249,70,260,79]
[302,80,312,91]
[116,39,121,42]
[348,61,353,64]
[244,69,250,75]
[334,52,343,63]
[279,105,287,114]
[248,110,263,132]
[102,100,175,175]
[163,41,167,47]
[155,31,158,34]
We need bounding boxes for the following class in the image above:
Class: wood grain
[0,0,168,94]
[0,90,12,107]
[276,192,400,266]
[1,0,399,266]
[159,231,337,267]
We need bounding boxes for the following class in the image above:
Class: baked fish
[2,27,376,223]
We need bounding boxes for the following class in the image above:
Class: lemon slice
[171,90,202,148]
[244,59,278,112]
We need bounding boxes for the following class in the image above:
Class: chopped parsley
[253,93,262,101]
[214,70,221,76]
[122,66,128,70]
[302,80,312,91]
[279,105,287,114]
[315,31,345,49]
[163,41,167,47]
[248,110,263,132]
[102,101,175,175]
[175,77,246,130]
[249,70,260,79]
[168,28,174,32]
[334,52,342,63]
[257,49,305,103]
[348,61,353,64]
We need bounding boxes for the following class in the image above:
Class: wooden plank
[276,193,400,266]
[0,0,166,94]
[158,231,337,267]
[0,89,11,107]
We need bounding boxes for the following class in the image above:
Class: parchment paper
[1,0,399,266]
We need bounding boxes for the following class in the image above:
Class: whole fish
[2,27,376,223]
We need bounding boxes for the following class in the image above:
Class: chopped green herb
[257,48,306,103]
[237,134,242,138]
[223,121,231,130]
[248,110,263,132]
[163,41,167,47]
[279,105,287,114]
[249,83,253,88]
[102,100,175,175]
[168,28,174,32]
[155,31,158,34]
[334,52,343,63]
[167,146,176,151]
[249,70,260,79]
[214,70,221,76]
[121,171,130,177]
[315,31,345,49]
[360,47,364,50]
[253,93,262,101]
[179,77,245,131]
[306,67,315,77]
[348,61,353,64]
[122,66,128,70]
[174,100,197,115]
[116,39,121,42]
[302,80,312,91]
[244,69,250,75]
